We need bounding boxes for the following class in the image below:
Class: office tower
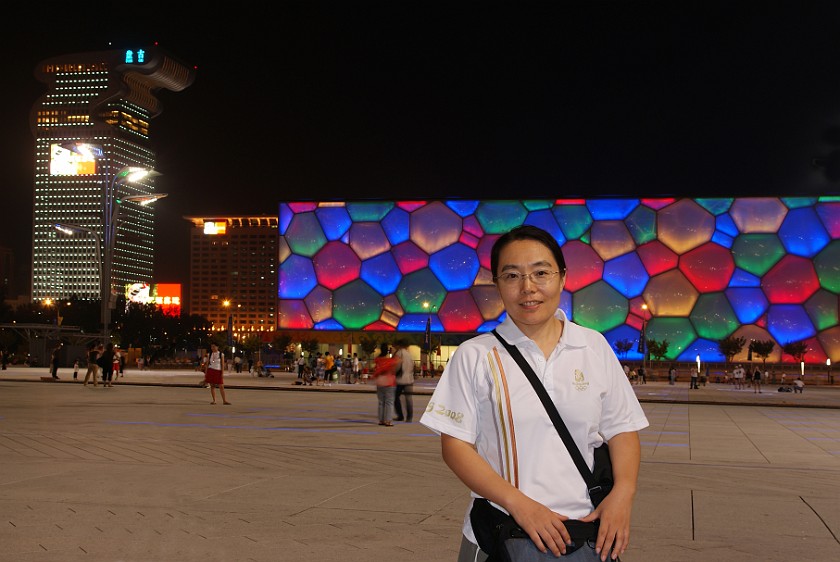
[185,216,278,339]
[30,45,195,304]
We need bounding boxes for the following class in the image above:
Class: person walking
[637,365,646,384]
[420,225,648,561]
[83,343,102,387]
[72,358,80,380]
[668,364,676,385]
[690,367,699,389]
[204,342,230,405]
[371,342,398,426]
[392,338,415,422]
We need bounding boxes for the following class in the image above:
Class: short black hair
[490,225,566,278]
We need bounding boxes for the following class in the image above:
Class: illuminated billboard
[278,199,840,364]
[125,283,182,316]
[49,143,97,176]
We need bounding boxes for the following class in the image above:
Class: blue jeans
[457,535,607,562]
[376,386,396,423]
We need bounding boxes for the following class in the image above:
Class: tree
[717,336,746,364]
[613,339,633,358]
[782,341,808,363]
[358,334,379,360]
[300,337,320,359]
[750,339,775,368]
[647,338,670,361]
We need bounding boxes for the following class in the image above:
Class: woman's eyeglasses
[493,269,562,286]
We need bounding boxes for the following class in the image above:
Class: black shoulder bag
[468,330,615,561]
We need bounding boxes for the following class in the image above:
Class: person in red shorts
[205,342,231,405]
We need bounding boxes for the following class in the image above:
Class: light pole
[639,303,650,374]
[59,142,164,343]
[827,358,832,385]
[55,223,105,339]
[423,301,433,376]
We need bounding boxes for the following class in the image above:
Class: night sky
[3,1,840,294]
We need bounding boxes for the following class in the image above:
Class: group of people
[296,352,362,385]
[79,341,120,387]
[371,338,414,426]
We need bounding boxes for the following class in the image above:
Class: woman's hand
[578,431,641,561]
[505,494,572,557]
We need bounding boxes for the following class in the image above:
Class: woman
[420,225,649,562]
[371,342,399,426]
[205,343,230,405]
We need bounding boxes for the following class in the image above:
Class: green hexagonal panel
[814,240,840,293]
[474,201,528,234]
[552,204,592,240]
[395,269,447,314]
[332,280,383,329]
[731,233,785,277]
[689,292,739,340]
[646,317,697,361]
[572,281,628,332]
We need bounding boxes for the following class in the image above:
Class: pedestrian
[638,365,647,384]
[753,367,762,393]
[72,358,80,380]
[234,354,243,373]
[690,367,699,389]
[49,343,62,379]
[83,343,101,387]
[314,352,325,386]
[668,364,676,385]
[793,376,805,393]
[112,349,121,384]
[420,225,649,561]
[392,338,415,422]
[324,351,335,385]
[97,343,116,387]
[204,342,231,405]
[297,354,306,379]
[371,342,398,426]
[352,352,361,383]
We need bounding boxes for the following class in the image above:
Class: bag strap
[491,329,601,497]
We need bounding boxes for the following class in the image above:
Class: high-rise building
[30,46,195,304]
[185,216,278,338]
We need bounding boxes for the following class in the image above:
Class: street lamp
[827,358,832,385]
[55,223,104,338]
[59,143,165,343]
[638,303,650,373]
[222,300,240,349]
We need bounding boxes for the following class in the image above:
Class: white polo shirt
[420,309,649,545]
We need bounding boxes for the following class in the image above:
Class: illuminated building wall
[30,46,195,302]
[186,216,277,335]
[278,199,840,364]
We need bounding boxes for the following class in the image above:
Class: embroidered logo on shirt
[573,369,589,391]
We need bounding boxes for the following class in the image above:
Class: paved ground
[1,366,839,561]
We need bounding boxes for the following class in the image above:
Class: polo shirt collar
[495,308,587,350]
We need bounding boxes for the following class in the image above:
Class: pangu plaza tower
[30,46,195,304]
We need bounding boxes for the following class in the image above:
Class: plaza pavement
[0,365,839,561]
